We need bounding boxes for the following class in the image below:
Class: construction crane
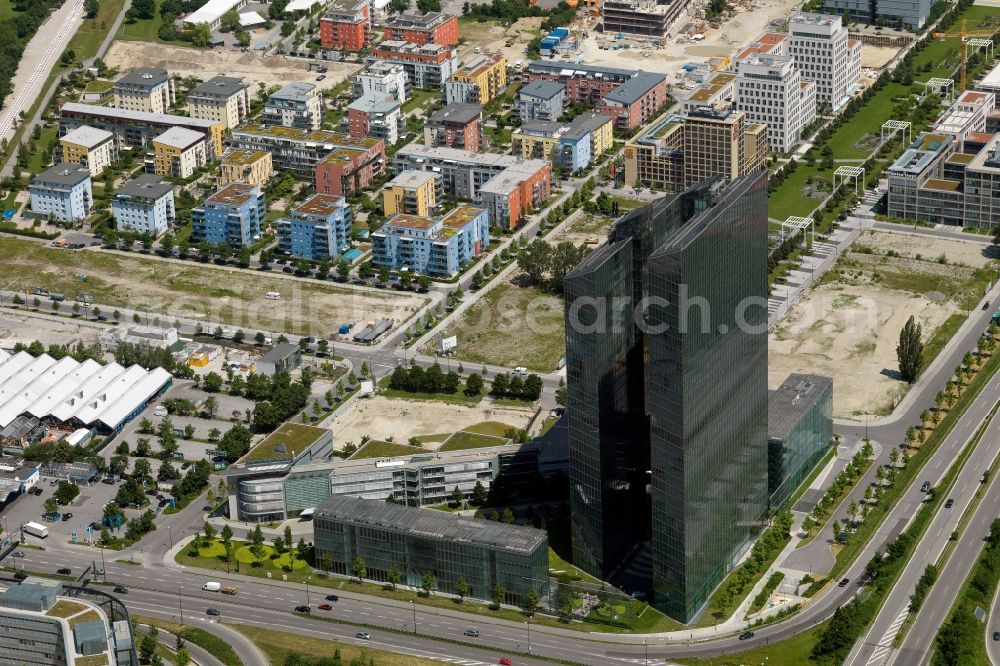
[931,18,997,91]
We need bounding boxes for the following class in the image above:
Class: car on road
[13,572,28,580]
[355,632,371,640]
[114,586,128,594]
[984,302,990,310]
[57,568,71,575]
[295,605,311,614]
[500,659,513,666]
[739,631,754,641]
[945,498,954,508]
[838,578,850,587]
[206,608,221,616]
[318,603,332,610]
[994,631,1000,641]
[920,481,931,493]
[316,74,326,81]
[12,551,24,558]
[325,594,339,601]
[94,568,104,575]
[464,628,480,637]
[30,487,42,495]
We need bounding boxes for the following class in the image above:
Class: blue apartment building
[191,182,265,247]
[373,205,489,277]
[277,193,352,261]
[29,163,93,222]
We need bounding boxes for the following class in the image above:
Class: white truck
[202,582,222,592]
[23,521,49,539]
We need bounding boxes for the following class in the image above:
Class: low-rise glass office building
[767,373,833,510]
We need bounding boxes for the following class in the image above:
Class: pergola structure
[881,120,912,146]
[967,38,994,67]
[923,77,955,101]
[834,166,865,194]
[781,216,814,246]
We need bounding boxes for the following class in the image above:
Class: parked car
[739,631,755,641]
[355,632,371,640]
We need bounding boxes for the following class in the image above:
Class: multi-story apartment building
[516,80,566,122]
[192,182,265,247]
[623,104,767,189]
[29,163,92,222]
[113,67,175,113]
[188,75,251,129]
[277,193,351,261]
[394,144,551,227]
[319,0,370,50]
[735,53,816,153]
[512,112,614,172]
[564,172,769,623]
[229,124,386,187]
[786,14,859,110]
[313,496,549,606]
[150,126,208,179]
[262,82,322,131]
[58,103,224,158]
[0,579,138,666]
[524,61,634,104]
[373,206,489,276]
[219,149,273,187]
[112,174,175,236]
[368,41,459,89]
[383,170,439,217]
[383,11,459,45]
[352,60,408,103]
[821,0,931,29]
[597,71,668,131]
[444,53,507,105]
[601,0,674,37]
[58,125,115,176]
[423,102,483,151]
[346,94,403,145]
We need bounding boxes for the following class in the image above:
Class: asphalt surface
[842,381,1000,666]
[989,577,1000,665]
[893,447,1000,666]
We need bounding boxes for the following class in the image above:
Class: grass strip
[133,615,240,666]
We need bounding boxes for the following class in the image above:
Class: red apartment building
[596,71,668,131]
[314,138,386,198]
[320,0,370,51]
[424,102,483,152]
[477,161,553,229]
[383,11,459,46]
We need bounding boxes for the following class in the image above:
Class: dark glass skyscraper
[564,171,769,623]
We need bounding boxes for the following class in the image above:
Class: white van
[153,405,168,417]
[265,291,281,300]
[202,582,222,592]
[512,367,528,377]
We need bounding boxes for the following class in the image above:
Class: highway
[843,394,1000,666]
[892,452,1000,666]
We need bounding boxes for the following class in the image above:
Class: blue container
[339,324,350,335]
[551,27,569,39]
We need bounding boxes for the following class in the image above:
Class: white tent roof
[0,351,171,431]
[285,0,319,11]
[239,10,266,26]
[185,0,243,25]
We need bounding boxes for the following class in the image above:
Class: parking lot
[2,474,120,548]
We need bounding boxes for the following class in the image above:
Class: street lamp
[644,639,647,666]
[411,600,416,634]
[306,577,311,605]
[864,411,869,441]
[526,615,532,654]
[167,525,173,550]
[178,585,184,625]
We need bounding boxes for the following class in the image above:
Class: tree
[896,315,924,383]
[84,0,99,17]
[450,486,464,505]
[417,0,440,10]
[249,525,266,565]
[491,583,505,607]
[139,626,158,663]
[386,565,401,590]
[526,587,540,614]
[421,572,436,596]
[131,0,155,18]
[832,520,842,542]
[44,497,59,517]
[220,7,240,31]
[203,372,224,393]
[502,507,515,524]
[455,576,468,602]
[189,22,211,47]
[471,480,488,505]
[175,648,190,666]
[352,555,367,582]
[465,373,484,396]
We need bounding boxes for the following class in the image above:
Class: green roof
[242,423,327,462]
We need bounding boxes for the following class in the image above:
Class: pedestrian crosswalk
[865,608,909,665]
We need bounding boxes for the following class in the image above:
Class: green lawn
[352,440,425,459]
[242,423,326,462]
[548,547,602,585]
[133,616,241,666]
[67,0,127,59]
[232,624,442,666]
[463,421,515,437]
[117,1,194,46]
[26,125,58,174]
[675,619,830,665]
[402,89,441,114]
[921,313,965,371]
[438,430,507,452]
[0,0,17,21]
[768,166,833,220]
[377,376,484,405]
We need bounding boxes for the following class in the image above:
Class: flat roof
[153,126,206,150]
[385,10,452,29]
[242,422,327,462]
[442,205,483,228]
[527,60,635,79]
[519,80,565,101]
[116,67,170,87]
[191,75,247,98]
[347,94,400,114]
[387,170,437,189]
[60,102,219,129]
[60,125,113,149]
[428,102,482,125]
[924,178,961,192]
[768,373,831,440]
[454,53,504,78]
[387,213,437,229]
[235,123,383,149]
[33,163,90,187]
[604,71,666,106]
[981,60,1000,90]
[270,82,317,102]
[116,174,174,199]
[207,182,258,206]
[222,149,270,166]
[316,495,547,553]
[185,0,245,24]
[294,193,346,217]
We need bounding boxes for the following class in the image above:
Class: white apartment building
[112,174,175,236]
[188,75,251,129]
[787,13,860,111]
[352,60,408,103]
[262,82,323,130]
[735,53,817,153]
[113,67,175,114]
